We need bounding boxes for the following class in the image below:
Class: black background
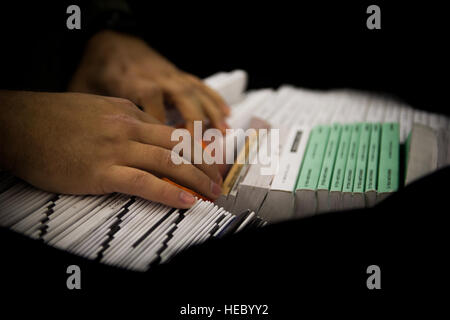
[0,1,448,318]
[133,1,449,115]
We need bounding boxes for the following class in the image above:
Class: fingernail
[211,181,222,197]
[179,191,196,205]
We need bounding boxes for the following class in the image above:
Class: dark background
[133,1,448,115]
[0,1,448,318]
[1,1,448,114]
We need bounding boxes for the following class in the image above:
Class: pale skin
[0,30,228,208]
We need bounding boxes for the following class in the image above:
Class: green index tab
[296,125,331,191]
[353,123,372,193]
[318,123,342,190]
[365,123,381,192]
[342,123,362,193]
[330,124,353,192]
[378,122,400,193]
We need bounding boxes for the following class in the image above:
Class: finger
[160,78,207,132]
[162,178,209,202]
[183,73,231,116]
[126,141,222,200]
[195,91,229,133]
[132,123,222,184]
[122,78,167,123]
[135,110,162,125]
[133,81,167,123]
[105,165,197,208]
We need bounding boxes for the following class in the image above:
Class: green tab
[365,123,381,191]
[342,123,362,193]
[378,122,400,193]
[330,124,353,192]
[353,123,372,193]
[296,125,331,191]
[317,123,342,190]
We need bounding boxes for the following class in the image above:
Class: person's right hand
[0,91,222,208]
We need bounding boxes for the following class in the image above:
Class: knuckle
[102,127,123,145]
[160,149,178,169]
[101,113,139,143]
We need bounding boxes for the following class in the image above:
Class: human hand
[0,91,222,208]
[69,30,230,133]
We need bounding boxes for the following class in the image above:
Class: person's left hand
[68,30,230,133]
